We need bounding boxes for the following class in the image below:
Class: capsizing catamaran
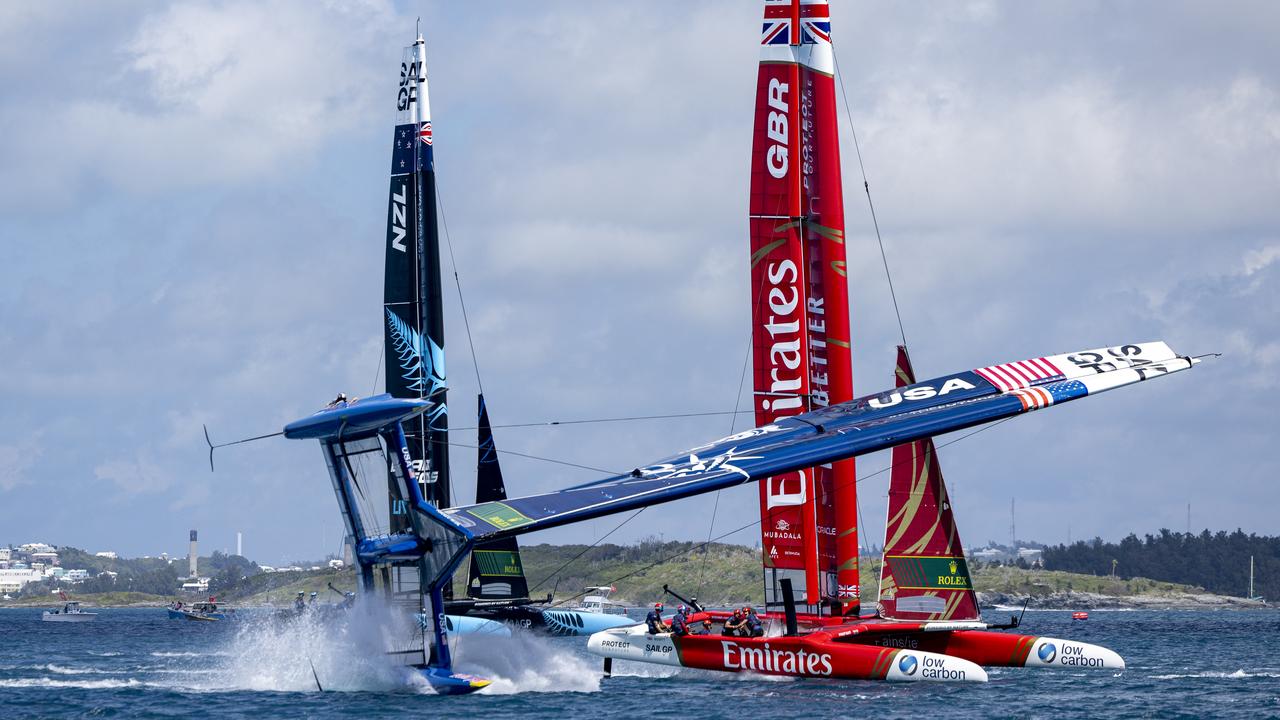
[285,339,1195,691]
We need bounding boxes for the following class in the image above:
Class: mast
[384,33,450,513]
[750,0,855,615]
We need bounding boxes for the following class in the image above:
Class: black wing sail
[384,38,451,522]
[466,394,530,600]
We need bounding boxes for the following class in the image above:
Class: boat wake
[1152,669,1280,680]
[451,632,601,694]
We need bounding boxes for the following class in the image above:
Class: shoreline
[979,590,1271,611]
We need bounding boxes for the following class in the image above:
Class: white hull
[1022,637,1125,670]
[43,611,98,622]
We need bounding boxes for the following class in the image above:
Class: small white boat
[567,586,629,616]
[42,601,98,622]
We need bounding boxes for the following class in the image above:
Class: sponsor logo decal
[898,654,918,676]
[465,502,534,530]
[390,183,408,252]
[867,378,976,409]
[397,61,419,111]
[1038,642,1057,663]
[720,641,833,676]
[776,519,790,532]
[639,447,763,483]
[1058,643,1105,668]
[764,79,789,179]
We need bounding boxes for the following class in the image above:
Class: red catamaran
[586,0,1125,683]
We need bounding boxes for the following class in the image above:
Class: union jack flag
[761,2,831,45]
[419,121,433,146]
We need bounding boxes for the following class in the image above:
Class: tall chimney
[236,531,243,558]
[188,530,198,577]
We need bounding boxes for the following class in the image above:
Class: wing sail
[443,342,1196,540]
[466,394,531,600]
[878,346,981,622]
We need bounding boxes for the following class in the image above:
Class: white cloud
[94,452,170,495]
[0,434,42,492]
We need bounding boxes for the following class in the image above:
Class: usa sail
[878,346,981,622]
[750,0,857,616]
[384,33,450,513]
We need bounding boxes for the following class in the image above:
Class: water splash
[451,632,602,694]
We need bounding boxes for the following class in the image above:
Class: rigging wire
[428,437,623,476]
[448,408,753,432]
[831,43,910,355]
[832,38,915,564]
[527,508,646,594]
[543,416,1015,610]
[696,269,770,599]
[434,179,486,398]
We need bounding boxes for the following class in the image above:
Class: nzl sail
[750,0,858,616]
[384,32,450,513]
[878,346,981,622]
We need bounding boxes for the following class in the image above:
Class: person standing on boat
[294,592,306,612]
[645,602,665,634]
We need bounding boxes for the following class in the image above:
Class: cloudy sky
[2,1,1277,566]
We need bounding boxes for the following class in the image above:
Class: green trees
[1042,530,1276,599]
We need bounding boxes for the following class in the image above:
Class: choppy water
[2,608,1278,719]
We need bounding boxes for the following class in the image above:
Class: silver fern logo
[385,308,448,425]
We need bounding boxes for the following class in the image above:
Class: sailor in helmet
[669,604,690,637]
[645,602,665,634]
[309,591,318,607]
[294,592,306,612]
[744,606,764,637]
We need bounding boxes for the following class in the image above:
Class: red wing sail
[878,346,981,622]
[750,0,856,615]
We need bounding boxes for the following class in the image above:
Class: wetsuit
[745,612,764,637]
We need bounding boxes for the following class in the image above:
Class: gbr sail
[384,34,451,516]
[878,347,981,622]
[750,0,858,615]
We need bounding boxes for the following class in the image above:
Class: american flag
[1010,379,1088,411]
[975,357,1064,392]
[419,121,433,146]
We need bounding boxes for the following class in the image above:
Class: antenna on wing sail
[203,424,284,472]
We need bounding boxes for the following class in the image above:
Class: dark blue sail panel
[466,394,531,599]
[442,350,1197,540]
[385,50,450,512]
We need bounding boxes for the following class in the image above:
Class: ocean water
[2,607,1278,719]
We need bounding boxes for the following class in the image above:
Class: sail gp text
[721,641,833,676]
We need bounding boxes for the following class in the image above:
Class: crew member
[645,602,665,634]
[669,607,689,636]
[725,608,747,637]
[744,606,764,637]
[309,591,318,606]
[693,619,714,635]
[295,592,306,611]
